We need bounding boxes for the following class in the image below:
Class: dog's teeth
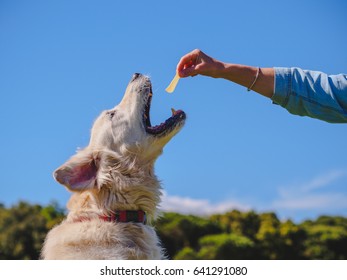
[171,108,176,116]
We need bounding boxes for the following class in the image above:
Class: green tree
[174,247,199,260]
[301,216,347,259]
[155,212,222,259]
[211,210,260,239]
[255,212,281,259]
[0,201,65,259]
[278,220,307,259]
[197,233,255,259]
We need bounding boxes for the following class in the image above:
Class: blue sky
[1,0,346,222]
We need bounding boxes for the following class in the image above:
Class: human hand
[176,49,224,78]
[176,49,275,99]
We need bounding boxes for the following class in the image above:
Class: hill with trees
[1,201,346,259]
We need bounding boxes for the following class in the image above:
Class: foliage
[157,211,347,260]
[0,201,65,259]
[301,216,347,259]
[155,212,222,258]
[196,233,255,260]
[0,201,346,260]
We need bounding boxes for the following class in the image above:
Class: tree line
[0,201,346,259]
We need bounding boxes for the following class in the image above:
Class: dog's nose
[131,73,142,82]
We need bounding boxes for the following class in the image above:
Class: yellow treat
[165,72,180,93]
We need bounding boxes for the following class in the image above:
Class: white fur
[42,75,184,259]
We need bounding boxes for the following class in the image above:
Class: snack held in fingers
[165,72,180,93]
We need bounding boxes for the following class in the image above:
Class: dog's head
[53,74,186,196]
[89,73,186,159]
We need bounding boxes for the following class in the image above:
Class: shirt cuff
[272,67,292,107]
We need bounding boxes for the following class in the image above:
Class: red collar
[73,210,147,224]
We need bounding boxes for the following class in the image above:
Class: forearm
[216,63,275,98]
[177,50,274,98]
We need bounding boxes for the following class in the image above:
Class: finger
[177,56,194,73]
[179,66,198,78]
[177,63,195,77]
[176,50,200,72]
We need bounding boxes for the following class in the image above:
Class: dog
[41,73,186,259]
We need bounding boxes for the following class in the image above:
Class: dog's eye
[106,110,116,119]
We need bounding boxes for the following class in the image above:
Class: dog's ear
[53,150,99,191]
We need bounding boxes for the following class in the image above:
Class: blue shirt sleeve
[272,67,347,123]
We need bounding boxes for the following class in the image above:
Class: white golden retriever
[42,73,186,259]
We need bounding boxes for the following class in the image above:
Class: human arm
[176,49,274,98]
[177,49,347,123]
[273,67,347,123]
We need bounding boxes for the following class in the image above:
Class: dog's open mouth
[143,81,186,137]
